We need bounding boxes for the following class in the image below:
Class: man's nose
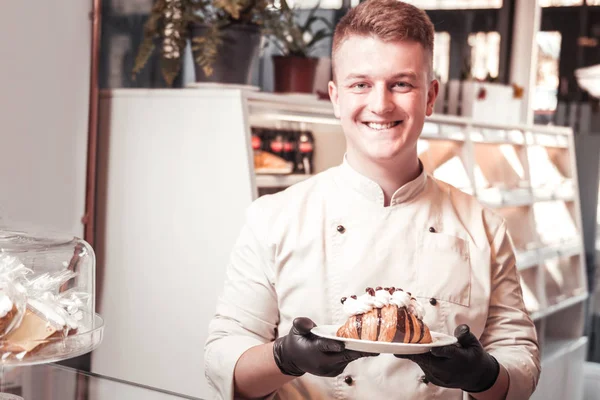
[368,85,395,115]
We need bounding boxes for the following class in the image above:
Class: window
[534,31,562,112]
[403,0,502,9]
[468,32,500,80]
[433,32,451,83]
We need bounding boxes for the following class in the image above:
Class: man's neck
[346,151,422,207]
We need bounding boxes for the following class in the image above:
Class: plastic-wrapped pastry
[0,254,30,338]
[3,271,89,355]
[336,287,432,344]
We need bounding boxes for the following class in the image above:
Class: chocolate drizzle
[393,307,407,343]
[417,318,425,343]
[376,308,382,340]
[407,312,415,343]
[356,314,363,338]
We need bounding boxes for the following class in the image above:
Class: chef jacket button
[428,226,436,233]
[429,298,437,306]
[344,375,353,385]
[420,375,429,384]
[337,225,346,234]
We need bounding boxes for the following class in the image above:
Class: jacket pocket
[414,231,471,307]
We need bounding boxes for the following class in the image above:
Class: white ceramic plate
[311,325,457,355]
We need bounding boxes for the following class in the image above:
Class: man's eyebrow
[343,72,419,82]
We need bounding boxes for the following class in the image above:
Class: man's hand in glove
[273,317,378,377]
[396,325,501,394]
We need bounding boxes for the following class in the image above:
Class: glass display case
[0,229,103,399]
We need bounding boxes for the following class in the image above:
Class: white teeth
[365,122,398,130]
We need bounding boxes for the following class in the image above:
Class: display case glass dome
[0,228,103,367]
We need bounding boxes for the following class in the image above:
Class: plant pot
[272,56,319,93]
[191,23,261,85]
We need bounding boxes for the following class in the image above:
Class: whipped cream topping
[373,289,391,308]
[341,287,426,319]
[409,298,425,319]
[342,295,373,316]
[0,293,13,318]
[389,289,411,308]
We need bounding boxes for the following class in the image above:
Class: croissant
[336,287,432,344]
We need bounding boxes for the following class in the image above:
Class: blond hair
[332,0,435,80]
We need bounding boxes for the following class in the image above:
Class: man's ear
[426,79,439,117]
[328,80,341,119]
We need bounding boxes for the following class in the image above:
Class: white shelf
[479,188,534,208]
[542,336,588,365]
[255,174,312,188]
[478,182,575,209]
[530,293,589,321]
[516,239,582,271]
[516,249,542,270]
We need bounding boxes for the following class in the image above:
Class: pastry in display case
[0,228,104,399]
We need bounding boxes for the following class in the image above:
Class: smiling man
[204,1,540,399]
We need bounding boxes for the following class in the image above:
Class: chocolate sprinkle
[351,295,357,300]
[341,297,347,304]
[366,287,375,296]
[376,286,383,291]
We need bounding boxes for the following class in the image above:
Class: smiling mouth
[363,121,402,130]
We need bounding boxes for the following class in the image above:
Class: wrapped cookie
[0,254,31,338]
[4,270,89,355]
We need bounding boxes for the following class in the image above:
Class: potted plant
[132,0,269,87]
[263,0,334,93]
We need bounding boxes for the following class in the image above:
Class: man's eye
[394,82,412,88]
[352,83,369,89]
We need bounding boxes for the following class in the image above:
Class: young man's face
[329,35,438,165]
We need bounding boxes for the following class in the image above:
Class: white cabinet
[96,88,588,399]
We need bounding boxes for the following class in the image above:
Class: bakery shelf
[516,239,582,271]
[496,206,539,254]
[469,127,527,146]
[531,293,588,321]
[255,174,313,188]
[520,267,543,316]
[533,201,579,246]
[528,131,570,149]
[516,249,541,271]
[541,336,588,365]
[479,188,533,208]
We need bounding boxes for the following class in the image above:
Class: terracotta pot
[272,56,319,93]
[191,23,261,85]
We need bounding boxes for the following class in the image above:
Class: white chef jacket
[205,158,540,400]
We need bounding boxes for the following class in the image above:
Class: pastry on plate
[336,287,432,344]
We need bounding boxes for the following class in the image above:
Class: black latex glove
[273,317,377,377]
[395,324,500,393]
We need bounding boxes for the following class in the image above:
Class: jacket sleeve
[204,199,279,400]
[478,220,541,400]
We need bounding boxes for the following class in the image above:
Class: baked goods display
[336,287,432,344]
[0,254,90,358]
[0,229,102,367]
[253,150,293,174]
